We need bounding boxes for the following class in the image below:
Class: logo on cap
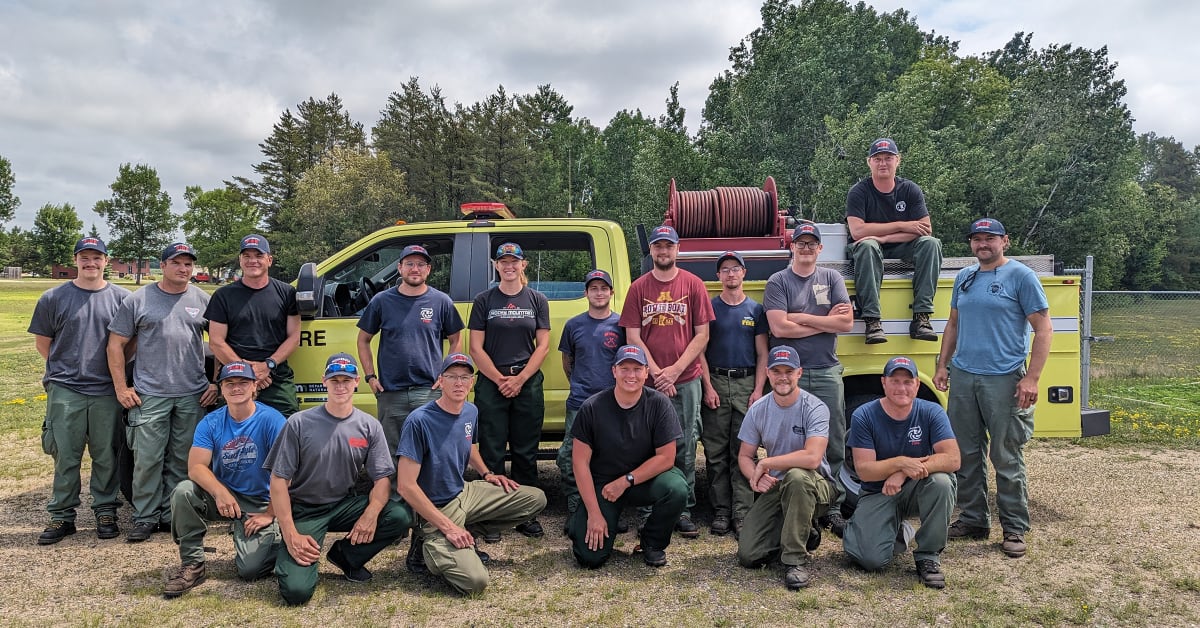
[245,237,260,246]
[82,238,100,246]
[227,364,246,374]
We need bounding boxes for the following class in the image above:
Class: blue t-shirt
[558,311,624,410]
[848,398,956,495]
[396,399,478,507]
[949,260,1049,375]
[192,402,287,500]
[705,296,766,369]
[357,286,464,389]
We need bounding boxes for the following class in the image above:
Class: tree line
[1,0,1197,289]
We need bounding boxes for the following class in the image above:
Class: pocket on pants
[41,419,56,456]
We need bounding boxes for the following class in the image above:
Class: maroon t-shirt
[619,269,715,384]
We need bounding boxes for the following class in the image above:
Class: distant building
[51,258,153,280]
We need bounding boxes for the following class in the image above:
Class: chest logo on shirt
[464,423,473,440]
[791,425,805,436]
[896,201,908,213]
[347,437,369,449]
[907,425,923,446]
[741,316,755,327]
[185,307,200,318]
[489,303,535,320]
[220,435,259,472]
[602,330,620,348]
[641,291,687,327]
[812,283,831,306]
[420,307,434,323]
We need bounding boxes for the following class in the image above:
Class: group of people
[29,137,1051,600]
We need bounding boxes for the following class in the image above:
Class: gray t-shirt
[738,390,833,481]
[108,283,210,397]
[762,266,850,369]
[264,405,394,506]
[28,281,131,396]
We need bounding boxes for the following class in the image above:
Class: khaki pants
[736,469,833,567]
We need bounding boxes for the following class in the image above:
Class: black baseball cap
[74,237,107,255]
[584,269,613,289]
[161,242,197,261]
[716,251,745,272]
[868,138,900,157]
[400,244,433,263]
[791,223,822,243]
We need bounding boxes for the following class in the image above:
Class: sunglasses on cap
[326,363,359,375]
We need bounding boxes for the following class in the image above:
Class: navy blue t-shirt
[559,311,624,410]
[396,399,478,507]
[848,398,955,494]
[705,296,766,369]
[357,286,464,389]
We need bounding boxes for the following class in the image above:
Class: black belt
[498,363,526,376]
[709,366,754,378]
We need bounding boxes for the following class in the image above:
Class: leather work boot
[864,318,887,344]
[163,563,207,598]
[910,312,938,341]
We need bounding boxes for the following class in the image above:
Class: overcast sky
[2,0,1196,237]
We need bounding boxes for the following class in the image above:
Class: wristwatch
[265,357,278,371]
[365,374,378,383]
[625,473,635,486]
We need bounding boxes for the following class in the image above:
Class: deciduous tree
[32,203,83,275]
[0,155,17,225]
[93,163,176,284]
[181,185,260,274]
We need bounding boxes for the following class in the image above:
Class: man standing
[164,361,287,598]
[844,357,960,589]
[845,138,943,344]
[265,353,413,605]
[735,346,834,590]
[206,234,301,416]
[396,353,547,595]
[619,225,713,538]
[556,269,624,520]
[29,237,130,544]
[700,251,767,537]
[568,345,688,568]
[107,242,217,542]
[763,223,854,536]
[934,218,1051,560]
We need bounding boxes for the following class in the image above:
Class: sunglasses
[959,269,979,293]
[325,363,358,375]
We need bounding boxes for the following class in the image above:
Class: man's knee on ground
[851,550,893,571]
[278,579,315,606]
[572,544,611,570]
[449,569,489,596]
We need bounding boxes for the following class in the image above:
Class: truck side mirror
[296,262,321,319]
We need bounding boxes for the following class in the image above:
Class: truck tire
[840,393,882,518]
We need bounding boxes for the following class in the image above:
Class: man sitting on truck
[845,138,943,344]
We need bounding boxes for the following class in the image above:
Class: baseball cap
[400,244,433,263]
[716,251,745,272]
[883,356,918,377]
[323,352,359,379]
[767,346,801,369]
[868,138,900,157]
[968,217,1006,237]
[613,345,648,366]
[648,225,680,245]
[161,242,197,261]
[240,234,271,254]
[74,237,107,255]
[495,242,524,260]
[791,223,822,243]
[441,352,475,374]
[217,361,256,383]
[584,269,613,289]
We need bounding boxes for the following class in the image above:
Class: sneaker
[327,539,372,582]
[710,514,731,536]
[642,547,667,567]
[731,518,745,540]
[1002,532,1027,558]
[864,318,887,344]
[910,313,937,341]
[126,521,156,543]
[825,512,847,539]
[405,534,427,575]
[515,519,544,538]
[96,514,120,540]
[675,515,700,538]
[894,521,915,556]
[784,564,812,590]
[947,519,989,540]
[916,559,946,589]
[37,520,76,545]
[805,526,822,553]
[163,563,207,598]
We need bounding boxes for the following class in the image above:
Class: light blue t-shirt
[949,260,1050,375]
[558,311,623,410]
[396,399,478,507]
[738,390,832,481]
[192,402,287,500]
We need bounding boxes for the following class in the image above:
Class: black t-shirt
[571,387,682,486]
[205,278,299,361]
[467,285,550,366]
[845,176,929,240]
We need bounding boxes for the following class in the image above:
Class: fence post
[1079,255,1094,408]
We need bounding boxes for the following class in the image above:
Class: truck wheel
[841,393,882,519]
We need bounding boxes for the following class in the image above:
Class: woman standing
[469,242,551,539]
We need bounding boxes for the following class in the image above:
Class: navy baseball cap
[648,225,680,245]
[323,352,359,379]
[968,217,1006,237]
[716,251,745,272]
[868,138,900,157]
[217,361,256,383]
[74,237,107,255]
[441,352,475,374]
[767,346,801,369]
[161,242,197,261]
[240,234,271,254]
[584,269,613,289]
[613,345,648,366]
[883,356,918,377]
[495,242,525,260]
[400,244,432,263]
[791,223,822,243]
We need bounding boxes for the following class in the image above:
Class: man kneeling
[396,353,546,595]
[843,357,960,589]
[568,345,688,568]
[735,347,835,590]
[165,361,287,598]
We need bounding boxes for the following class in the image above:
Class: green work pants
[799,365,847,514]
[256,362,298,417]
[843,473,956,569]
[848,236,943,319]
[737,469,833,567]
[418,481,547,595]
[126,393,204,525]
[947,364,1035,534]
[170,479,280,580]
[555,407,582,515]
[700,373,756,521]
[274,495,412,605]
[473,370,545,487]
[42,383,123,522]
[568,467,688,569]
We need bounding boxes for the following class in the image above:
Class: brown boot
[164,563,207,599]
[910,312,937,341]
[864,318,887,344]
